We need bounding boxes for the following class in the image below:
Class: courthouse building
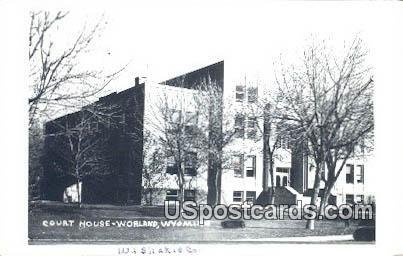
[42,61,372,206]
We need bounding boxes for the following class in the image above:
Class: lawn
[28,202,364,243]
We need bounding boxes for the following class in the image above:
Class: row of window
[165,190,365,205]
[233,191,256,203]
[346,164,364,184]
[165,189,258,204]
[234,114,258,139]
[168,110,198,136]
[169,110,198,126]
[166,152,198,176]
[233,155,256,178]
[165,189,196,201]
[346,194,365,204]
[235,86,258,103]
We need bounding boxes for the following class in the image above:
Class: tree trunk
[206,92,223,206]
[207,151,222,206]
[149,189,153,206]
[262,135,269,192]
[319,178,335,215]
[178,164,185,205]
[319,189,331,215]
[76,178,81,207]
[269,159,275,204]
[306,165,322,230]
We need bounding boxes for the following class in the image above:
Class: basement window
[246,191,256,203]
[166,189,178,201]
[346,194,354,204]
[184,190,196,201]
[233,191,244,202]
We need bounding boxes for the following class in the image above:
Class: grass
[28,202,363,243]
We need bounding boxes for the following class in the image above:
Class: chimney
[135,76,147,86]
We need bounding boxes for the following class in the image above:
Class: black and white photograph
[1,1,403,255]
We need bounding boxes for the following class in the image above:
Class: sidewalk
[237,234,354,242]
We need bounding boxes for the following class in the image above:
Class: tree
[45,104,122,206]
[29,122,44,201]
[28,11,125,125]
[255,97,293,205]
[141,132,167,205]
[193,78,238,206]
[275,37,374,229]
[142,88,205,204]
[140,77,238,206]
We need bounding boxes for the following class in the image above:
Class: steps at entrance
[256,186,303,206]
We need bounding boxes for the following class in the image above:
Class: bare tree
[28,11,125,125]
[140,76,238,206]
[254,96,293,205]
[141,132,167,205]
[193,78,239,206]
[142,87,205,204]
[29,121,44,201]
[275,37,374,229]
[45,104,122,206]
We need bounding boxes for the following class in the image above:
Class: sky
[56,2,381,93]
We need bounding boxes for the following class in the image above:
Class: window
[278,137,290,149]
[233,191,244,202]
[282,176,288,186]
[234,114,245,138]
[166,155,178,174]
[357,165,364,184]
[246,117,257,139]
[184,190,196,201]
[185,111,198,126]
[184,111,198,136]
[168,109,181,132]
[246,191,256,203]
[356,195,364,204]
[184,152,197,176]
[184,111,198,125]
[276,167,289,173]
[245,155,256,177]
[166,190,178,201]
[247,87,258,103]
[235,85,245,102]
[233,155,244,178]
[346,164,354,184]
[346,194,354,204]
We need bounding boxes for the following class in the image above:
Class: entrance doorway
[276,167,290,187]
